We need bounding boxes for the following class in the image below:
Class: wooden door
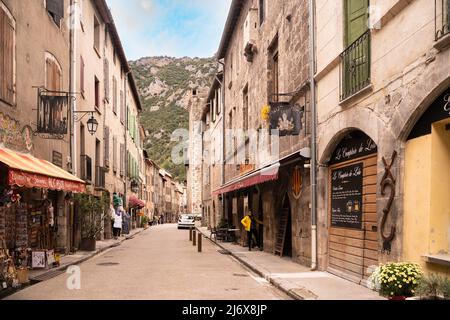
[328,154,379,283]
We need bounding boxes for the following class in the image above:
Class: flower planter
[80,238,96,251]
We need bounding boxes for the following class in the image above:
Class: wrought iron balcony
[80,155,92,183]
[340,30,371,102]
[95,166,106,189]
[435,0,450,40]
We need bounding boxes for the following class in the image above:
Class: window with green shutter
[340,0,371,101]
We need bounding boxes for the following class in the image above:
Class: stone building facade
[203,0,313,266]
[314,0,450,283]
[0,0,73,252]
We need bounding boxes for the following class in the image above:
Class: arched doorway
[327,130,379,284]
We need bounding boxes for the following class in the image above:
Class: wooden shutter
[345,0,369,46]
[0,7,14,105]
[113,77,117,114]
[46,58,61,91]
[104,126,110,168]
[120,90,124,123]
[80,56,85,95]
[113,136,117,173]
[104,59,110,102]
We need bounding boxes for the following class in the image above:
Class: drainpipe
[217,59,226,219]
[309,0,318,271]
[124,70,130,229]
[69,0,78,177]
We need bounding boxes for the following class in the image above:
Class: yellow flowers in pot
[370,262,423,299]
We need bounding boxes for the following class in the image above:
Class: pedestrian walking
[241,210,263,251]
[113,207,123,240]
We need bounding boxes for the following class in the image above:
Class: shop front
[0,147,85,291]
[214,154,312,266]
[403,86,450,276]
[325,130,379,284]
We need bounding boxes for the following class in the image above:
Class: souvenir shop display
[0,188,59,292]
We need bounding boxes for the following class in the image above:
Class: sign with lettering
[331,163,363,229]
[52,151,63,168]
[269,102,304,136]
[408,88,450,140]
[330,131,377,165]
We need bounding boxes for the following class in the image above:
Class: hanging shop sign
[269,102,304,136]
[330,162,363,229]
[36,90,69,137]
[330,131,377,165]
[0,113,34,152]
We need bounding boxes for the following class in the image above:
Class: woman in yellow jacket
[241,211,263,251]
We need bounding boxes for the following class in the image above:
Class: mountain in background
[130,56,218,182]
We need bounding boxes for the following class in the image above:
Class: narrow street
[5,225,290,300]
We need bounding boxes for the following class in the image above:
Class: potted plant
[141,215,149,229]
[370,262,423,300]
[75,193,108,251]
[416,273,450,300]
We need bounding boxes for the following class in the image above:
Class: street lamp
[73,111,98,135]
[86,115,98,135]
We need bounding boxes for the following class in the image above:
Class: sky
[107,0,232,60]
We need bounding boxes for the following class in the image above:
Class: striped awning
[212,163,280,196]
[0,147,85,193]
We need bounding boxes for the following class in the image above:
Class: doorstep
[197,227,385,301]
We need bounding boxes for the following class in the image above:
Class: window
[259,0,265,26]
[120,90,124,123]
[104,126,110,168]
[46,0,64,27]
[269,37,279,102]
[80,56,85,97]
[0,4,15,105]
[104,59,110,102]
[112,77,117,114]
[46,56,62,91]
[216,88,221,115]
[243,85,249,132]
[94,15,100,53]
[340,0,370,101]
[120,143,125,176]
[113,136,117,174]
[94,76,100,109]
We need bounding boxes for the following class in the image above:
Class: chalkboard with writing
[331,163,363,229]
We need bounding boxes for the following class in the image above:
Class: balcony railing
[435,0,450,40]
[340,30,371,102]
[80,155,92,183]
[95,166,106,189]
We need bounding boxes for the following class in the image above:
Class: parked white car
[178,214,195,229]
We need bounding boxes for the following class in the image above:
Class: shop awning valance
[0,147,85,193]
[212,163,280,196]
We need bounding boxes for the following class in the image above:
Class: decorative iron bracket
[380,151,398,254]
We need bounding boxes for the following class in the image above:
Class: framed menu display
[330,163,363,229]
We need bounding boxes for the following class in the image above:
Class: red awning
[0,147,86,193]
[212,163,280,196]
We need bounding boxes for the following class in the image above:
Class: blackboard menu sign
[331,163,363,229]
